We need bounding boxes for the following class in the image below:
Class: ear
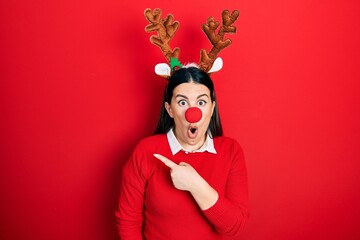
[164,102,174,118]
[211,101,216,116]
[208,57,223,73]
[155,63,171,78]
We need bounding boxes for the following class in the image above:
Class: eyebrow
[175,94,210,99]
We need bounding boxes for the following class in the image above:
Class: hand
[153,153,219,210]
[153,153,202,192]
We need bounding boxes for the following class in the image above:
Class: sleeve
[115,143,149,240]
[202,140,249,237]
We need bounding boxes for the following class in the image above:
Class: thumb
[178,162,190,167]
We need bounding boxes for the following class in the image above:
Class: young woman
[115,66,249,239]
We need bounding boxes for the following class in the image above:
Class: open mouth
[188,126,198,139]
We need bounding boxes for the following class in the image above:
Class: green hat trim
[170,57,183,71]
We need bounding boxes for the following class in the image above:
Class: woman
[115,66,249,239]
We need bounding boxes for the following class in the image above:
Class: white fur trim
[155,63,171,76]
[208,57,223,73]
[183,62,199,68]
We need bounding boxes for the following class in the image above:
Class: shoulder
[135,134,168,151]
[131,134,169,159]
[213,136,244,156]
[214,136,242,148]
[124,134,168,178]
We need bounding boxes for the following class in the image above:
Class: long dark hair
[154,67,223,137]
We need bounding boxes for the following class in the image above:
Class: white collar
[166,128,217,155]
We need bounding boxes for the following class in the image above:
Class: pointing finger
[153,153,177,169]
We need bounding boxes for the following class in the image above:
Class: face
[165,81,215,151]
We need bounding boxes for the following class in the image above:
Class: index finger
[153,153,177,169]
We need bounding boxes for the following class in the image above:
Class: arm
[154,140,248,236]
[188,172,219,210]
[115,148,147,240]
[202,141,249,236]
[154,154,219,210]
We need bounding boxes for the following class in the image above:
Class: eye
[178,100,187,106]
[198,100,207,106]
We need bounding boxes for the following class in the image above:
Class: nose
[185,107,202,123]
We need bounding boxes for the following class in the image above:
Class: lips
[187,126,198,139]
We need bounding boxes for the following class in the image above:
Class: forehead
[173,82,210,97]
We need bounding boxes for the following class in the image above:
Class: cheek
[201,107,214,122]
[172,107,186,120]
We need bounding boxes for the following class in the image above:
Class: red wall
[1,0,360,239]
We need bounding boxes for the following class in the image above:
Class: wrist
[190,178,219,210]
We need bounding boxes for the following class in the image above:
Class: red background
[1,0,360,239]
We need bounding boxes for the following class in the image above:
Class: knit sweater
[115,134,248,240]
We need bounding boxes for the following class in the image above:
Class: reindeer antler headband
[144,8,240,79]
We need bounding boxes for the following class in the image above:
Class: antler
[144,8,180,62]
[199,10,240,72]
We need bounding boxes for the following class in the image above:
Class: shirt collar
[166,128,217,155]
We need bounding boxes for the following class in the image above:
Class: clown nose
[185,107,202,123]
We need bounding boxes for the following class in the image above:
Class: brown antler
[144,8,180,62]
[199,10,240,72]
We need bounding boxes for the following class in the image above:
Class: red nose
[185,107,202,123]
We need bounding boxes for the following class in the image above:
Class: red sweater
[115,134,248,240]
